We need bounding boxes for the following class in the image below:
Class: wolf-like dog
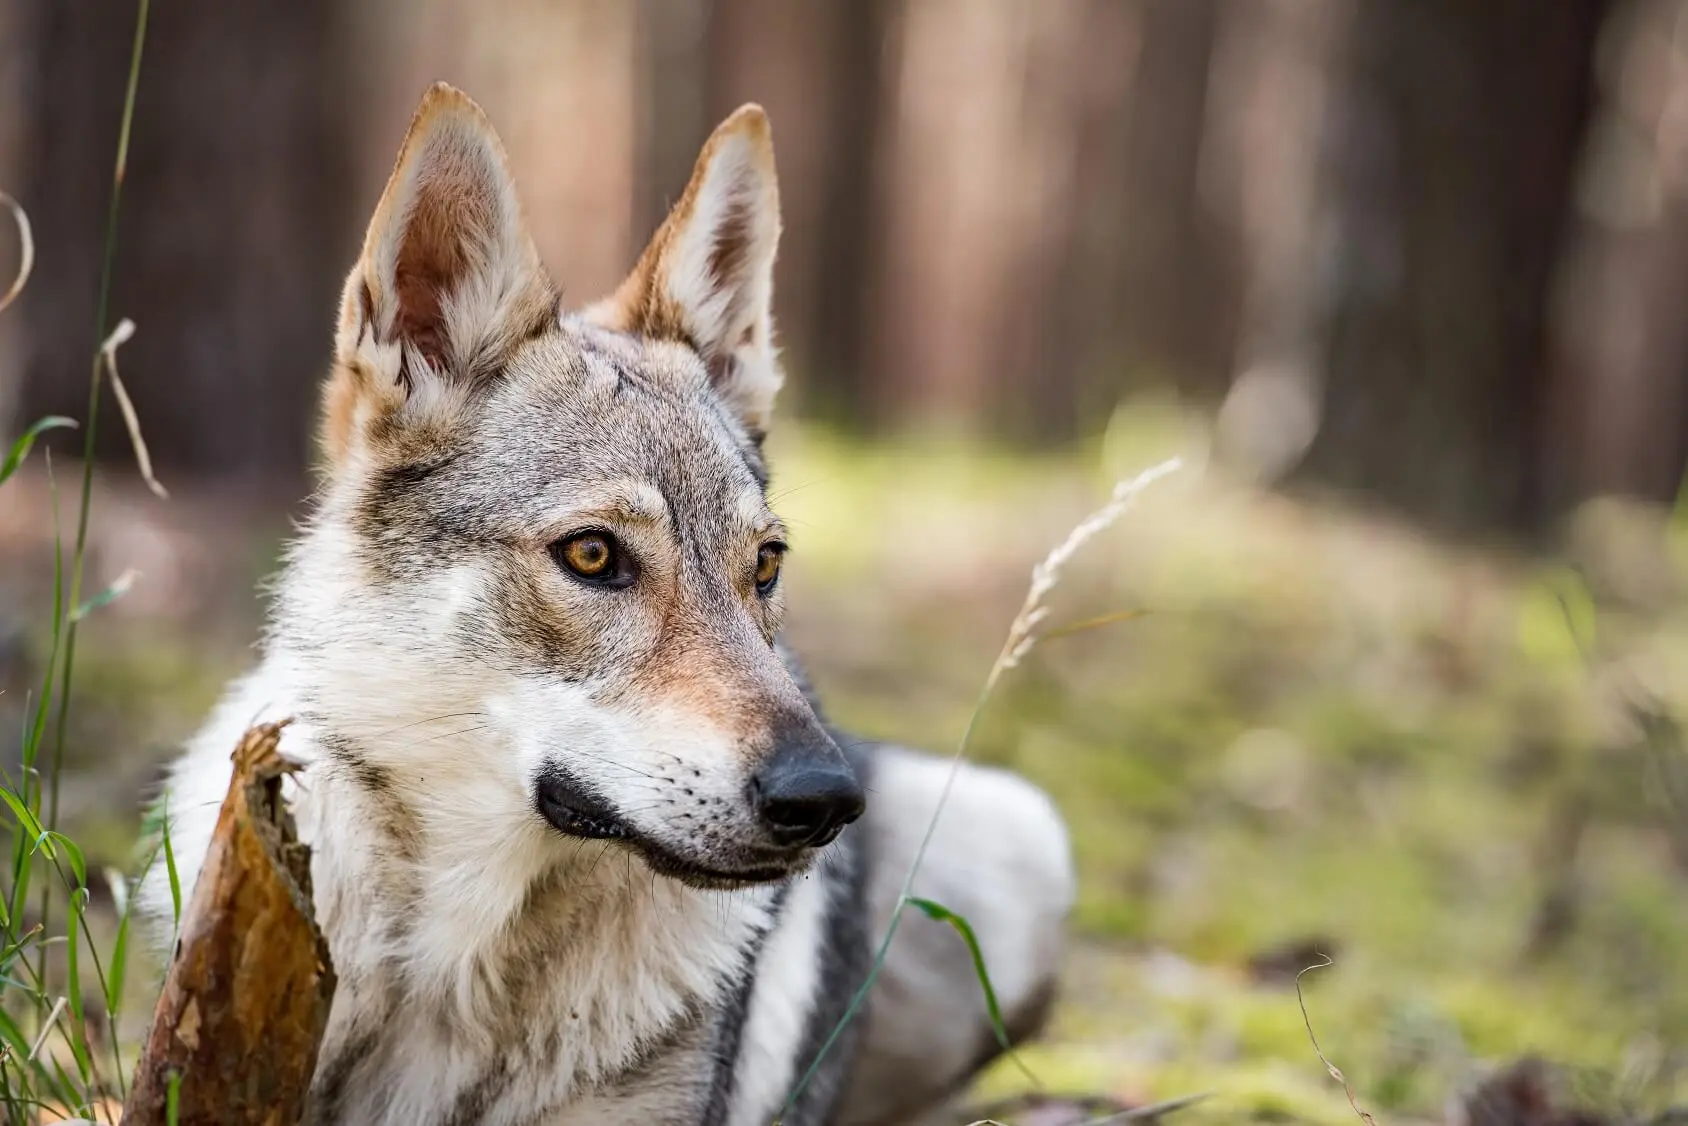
[140,83,1073,1126]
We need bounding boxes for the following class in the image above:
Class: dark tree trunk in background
[1546,0,1688,513]
[690,0,894,428]
[796,0,891,427]
[990,0,1116,443]
[1011,0,1242,442]
[1104,0,1237,406]
[11,0,352,485]
[0,0,31,439]
[1,0,131,448]
[1031,0,1145,440]
[1300,0,1608,537]
[636,0,713,244]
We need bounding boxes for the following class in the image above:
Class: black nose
[751,746,866,848]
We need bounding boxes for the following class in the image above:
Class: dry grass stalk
[1296,955,1376,1125]
[98,319,167,500]
[0,190,33,314]
[993,457,1183,684]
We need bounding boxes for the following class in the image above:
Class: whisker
[412,724,493,746]
[564,749,662,781]
[368,712,491,740]
[766,477,835,505]
[586,841,614,882]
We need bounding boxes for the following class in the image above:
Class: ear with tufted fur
[324,82,555,462]
[591,105,784,437]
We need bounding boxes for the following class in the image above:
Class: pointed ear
[592,105,783,436]
[326,83,554,461]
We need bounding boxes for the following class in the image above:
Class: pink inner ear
[390,255,450,376]
[388,173,482,374]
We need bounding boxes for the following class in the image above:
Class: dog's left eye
[551,531,637,589]
[754,543,785,597]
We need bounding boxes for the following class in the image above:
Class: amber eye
[754,542,786,597]
[551,531,633,588]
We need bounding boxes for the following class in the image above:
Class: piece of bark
[121,721,334,1126]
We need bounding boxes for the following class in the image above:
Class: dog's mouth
[533,779,627,840]
[535,778,629,841]
[635,849,798,891]
[534,770,799,890]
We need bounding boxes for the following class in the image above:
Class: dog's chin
[535,779,805,890]
[632,843,805,891]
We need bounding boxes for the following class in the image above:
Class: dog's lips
[635,848,796,890]
[536,779,630,841]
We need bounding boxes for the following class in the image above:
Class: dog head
[285,83,861,889]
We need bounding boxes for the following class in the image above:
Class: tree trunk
[11,0,352,485]
[635,0,714,244]
[1105,0,1235,405]
[797,0,893,427]
[1299,0,1609,536]
[1545,0,1688,512]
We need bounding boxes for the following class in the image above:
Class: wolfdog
[140,83,1073,1126]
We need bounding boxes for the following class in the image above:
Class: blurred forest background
[5,1,1688,1123]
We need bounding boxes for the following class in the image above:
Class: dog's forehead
[469,323,768,515]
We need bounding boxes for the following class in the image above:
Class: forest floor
[3,419,1687,1124]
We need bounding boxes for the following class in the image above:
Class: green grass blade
[105,909,130,1020]
[0,1005,82,1109]
[0,417,76,487]
[166,1068,181,1126]
[906,896,1038,1086]
[41,833,86,889]
[0,1006,34,1062]
[102,860,141,1051]
[0,926,40,968]
[6,811,34,957]
[41,0,151,1030]
[0,1056,20,1126]
[23,454,65,774]
[0,790,46,848]
[161,800,182,929]
[48,1056,85,1118]
[64,891,84,1029]
[62,892,92,1090]
[70,570,135,623]
[27,451,63,993]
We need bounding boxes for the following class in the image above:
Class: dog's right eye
[550,531,636,589]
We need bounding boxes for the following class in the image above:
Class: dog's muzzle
[533,732,865,890]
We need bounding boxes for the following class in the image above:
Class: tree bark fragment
[121,721,333,1126]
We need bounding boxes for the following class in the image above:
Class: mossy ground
[768,425,1688,1123]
